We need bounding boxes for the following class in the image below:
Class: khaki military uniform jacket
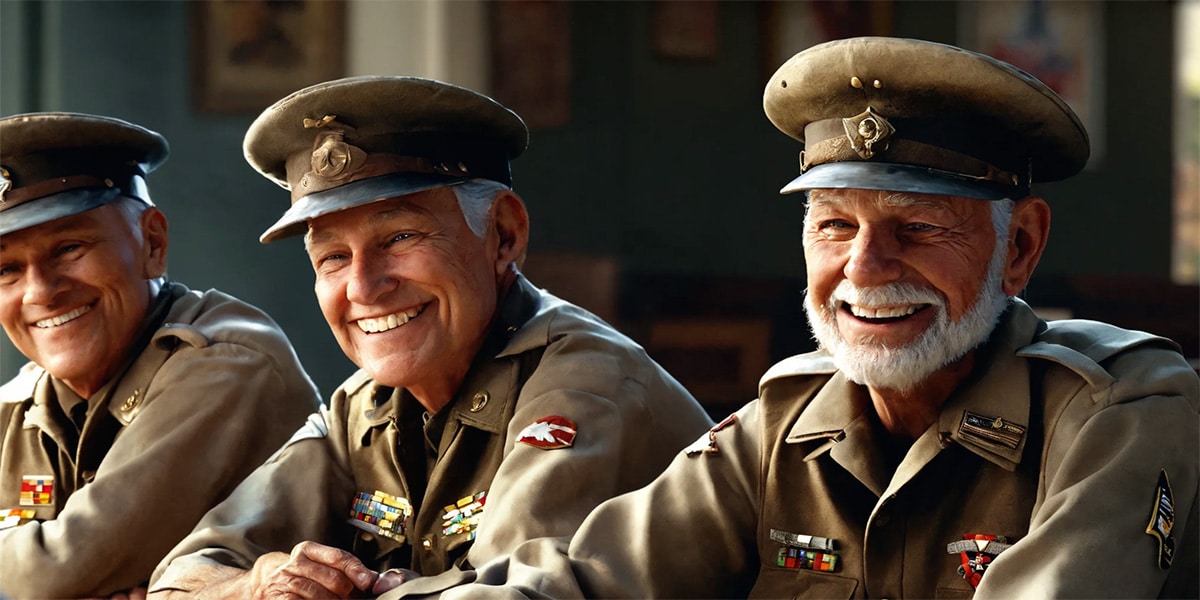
[449,298,1199,599]
[0,282,320,599]
[151,276,713,592]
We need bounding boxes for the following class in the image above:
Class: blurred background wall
[2,0,1196,417]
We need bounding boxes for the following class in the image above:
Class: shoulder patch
[517,415,577,449]
[1146,469,1176,569]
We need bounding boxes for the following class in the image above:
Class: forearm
[148,561,253,600]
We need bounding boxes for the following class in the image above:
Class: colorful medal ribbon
[19,475,53,506]
[947,534,1012,588]
[771,528,839,572]
[442,491,487,540]
[348,490,412,542]
[0,509,35,530]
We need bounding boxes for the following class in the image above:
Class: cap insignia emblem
[0,166,11,205]
[842,107,894,160]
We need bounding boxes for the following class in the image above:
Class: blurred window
[1174,1,1200,283]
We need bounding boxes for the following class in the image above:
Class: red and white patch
[517,416,578,450]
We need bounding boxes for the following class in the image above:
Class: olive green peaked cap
[764,37,1090,200]
[0,112,168,236]
[244,76,529,243]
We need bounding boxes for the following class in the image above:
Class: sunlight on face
[806,190,1012,388]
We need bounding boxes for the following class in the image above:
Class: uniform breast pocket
[749,567,859,599]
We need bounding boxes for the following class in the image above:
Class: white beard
[804,245,1010,393]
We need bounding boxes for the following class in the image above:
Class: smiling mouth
[35,305,93,329]
[842,302,930,323]
[356,305,426,334]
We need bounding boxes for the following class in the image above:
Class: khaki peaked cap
[764,37,1090,200]
[0,112,168,236]
[244,76,529,243]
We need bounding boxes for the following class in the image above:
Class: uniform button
[360,532,375,542]
[121,389,141,411]
[421,535,434,550]
[470,392,489,412]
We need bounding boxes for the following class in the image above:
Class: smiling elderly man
[0,112,320,599]
[148,76,712,599]
[408,37,1200,600]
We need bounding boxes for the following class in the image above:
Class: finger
[289,541,378,594]
[372,568,421,595]
[249,549,351,600]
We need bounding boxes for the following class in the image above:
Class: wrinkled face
[0,203,161,397]
[306,187,501,401]
[802,189,1010,391]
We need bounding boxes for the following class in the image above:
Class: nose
[345,250,398,305]
[844,224,903,287]
[23,264,67,306]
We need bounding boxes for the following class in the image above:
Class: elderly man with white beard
[385,37,1200,600]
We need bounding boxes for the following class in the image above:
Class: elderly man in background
[148,76,712,599]
[410,36,1200,599]
[0,112,321,599]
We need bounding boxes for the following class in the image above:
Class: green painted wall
[0,0,1181,397]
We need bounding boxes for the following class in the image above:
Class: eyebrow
[305,203,429,247]
[807,191,949,212]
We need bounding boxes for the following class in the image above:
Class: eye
[55,243,84,257]
[904,222,939,233]
[387,232,415,245]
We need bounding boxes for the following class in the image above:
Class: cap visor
[779,162,1020,201]
[0,187,122,236]
[260,172,467,243]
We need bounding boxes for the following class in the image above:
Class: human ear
[1002,196,1050,296]
[139,207,170,279]
[489,191,530,277]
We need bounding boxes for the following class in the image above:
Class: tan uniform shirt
[0,282,321,599]
[150,277,713,592]
[444,298,1199,599]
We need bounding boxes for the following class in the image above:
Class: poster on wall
[761,0,893,80]
[958,0,1105,166]
[191,0,345,113]
[489,0,571,129]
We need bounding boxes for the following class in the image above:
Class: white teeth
[849,304,922,319]
[356,307,422,333]
[35,305,91,328]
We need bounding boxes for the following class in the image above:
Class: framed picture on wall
[651,0,721,61]
[958,0,1105,166]
[761,0,893,80]
[191,0,345,113]
[489,0,572,129]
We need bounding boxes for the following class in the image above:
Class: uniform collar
[785,299,1042,472]
[360,274,544,431]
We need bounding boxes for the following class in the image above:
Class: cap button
[850,76,863,89]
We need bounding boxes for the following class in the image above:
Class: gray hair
[990,198,1015,254]
[452,179,508,238]
[111,195,167,289]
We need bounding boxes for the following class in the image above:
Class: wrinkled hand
[372,568,422,595]
[247,541,381,599]
[91,586,146,600]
